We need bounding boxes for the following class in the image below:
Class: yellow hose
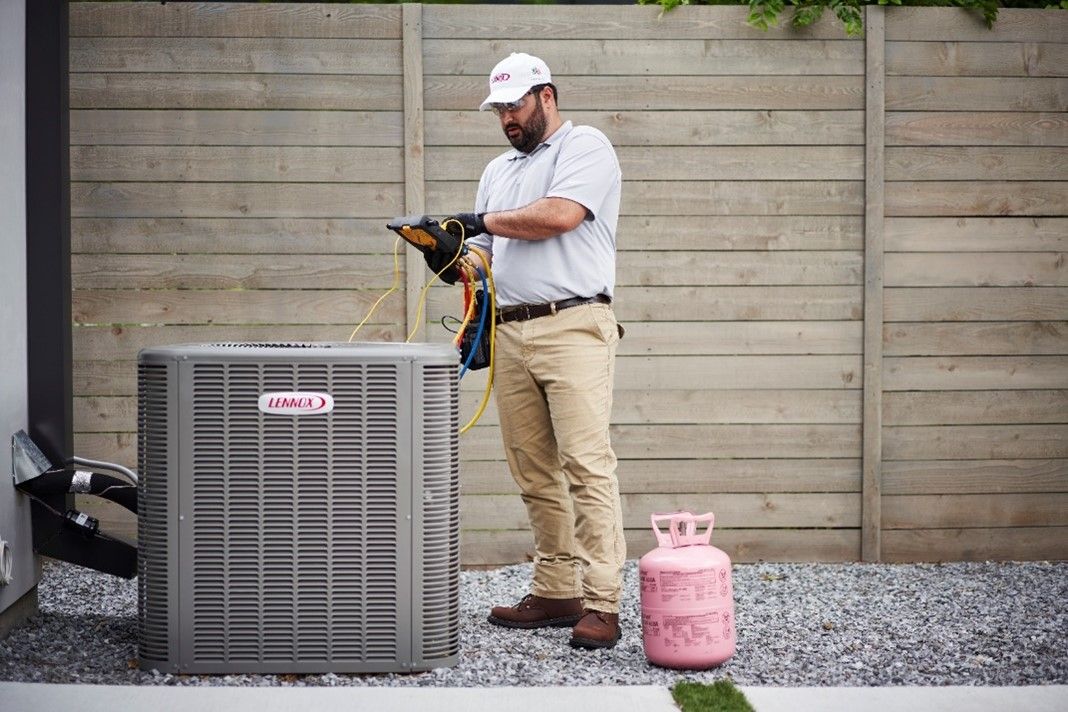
[459,248,495,435]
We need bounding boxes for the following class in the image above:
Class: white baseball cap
[479,53,552,112]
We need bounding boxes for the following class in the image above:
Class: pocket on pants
[589,305,619,345]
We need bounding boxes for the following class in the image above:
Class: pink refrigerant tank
[640,511,735,669]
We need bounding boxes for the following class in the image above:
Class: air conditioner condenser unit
[137,342,460,674]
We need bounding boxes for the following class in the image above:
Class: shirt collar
[508,120,573,161]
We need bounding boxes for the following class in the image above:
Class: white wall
[0,0,37,614]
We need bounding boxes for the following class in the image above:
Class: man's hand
[443,212,487,238]
[423,246,464,285]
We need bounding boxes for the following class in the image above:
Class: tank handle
[670,511,715,547]
[650,511,692,547]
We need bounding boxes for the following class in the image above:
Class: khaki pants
[493,302,626,613]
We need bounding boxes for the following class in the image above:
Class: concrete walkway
[1,682,1066,712]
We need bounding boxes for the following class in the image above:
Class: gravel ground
[1,559,1065,687]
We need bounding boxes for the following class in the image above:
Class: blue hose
[458,270,489,379]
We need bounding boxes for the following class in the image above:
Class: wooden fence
[68,3,1067,564]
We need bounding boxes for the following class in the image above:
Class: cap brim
[479,85,532,112]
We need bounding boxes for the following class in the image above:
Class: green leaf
[793,4,825,27]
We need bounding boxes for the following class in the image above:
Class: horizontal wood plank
[886,41,1068,78]
[71,182,404,219]
[883,424,1068,460]
[885,252,1068,287]
[885,181,1068,217]
[70,37,403,74]
[617,216,864,251]
[885,8,1068,44]
[71,146,405,183]
[885,217,1068,252]
[72,217,398,254]
[70,109,403,147]
[883,459,1068,495]
[614,321,862,355]
[73,289,404,327]
[71,73,401,111]
[882,527,1068,562]
[426,110,865,147]
[885,112,1068,147]
[70,3,402,39]
[617,251,862,287]
[885,287,1068,321]
[887,76,1067,112]
[885,147,1068,181]
[886,492,1068,527]
[884,390,1068,425]
[884,356,1068,391]
[72,254,400,290]
[883,322,1068,356]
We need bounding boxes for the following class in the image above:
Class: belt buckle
[549,301,557,316]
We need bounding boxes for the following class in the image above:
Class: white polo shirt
[467,121,622,308]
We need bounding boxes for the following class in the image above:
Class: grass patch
[671,679,755,712]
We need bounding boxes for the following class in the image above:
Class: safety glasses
[490,90,534,116]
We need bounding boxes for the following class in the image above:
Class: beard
[503,94,548,154]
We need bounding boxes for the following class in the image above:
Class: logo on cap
[531,67,542,76]
[492,73,511,84]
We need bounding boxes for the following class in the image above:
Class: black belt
[497,294,611,324]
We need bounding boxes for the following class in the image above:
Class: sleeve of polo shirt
[545,131,619,221]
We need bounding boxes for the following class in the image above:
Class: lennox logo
[492,72,511,84]
[257,391,334,416]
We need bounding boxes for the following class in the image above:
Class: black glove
[443,212,487,239]
[423,245,465,285]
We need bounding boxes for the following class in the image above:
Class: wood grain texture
[885,287,1068,321]
[884,7,1068,44]
[887,41,1068,78]
[71,73,402,111]
[70,2,402,39]
[885,112,1068,147]
[70,37,403,74]
[882,528,1068,562]
[885,218,1067,252]
[883,322,1068,356]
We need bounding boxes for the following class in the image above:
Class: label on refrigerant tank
[654,568,720,602]
[643,609,735,647]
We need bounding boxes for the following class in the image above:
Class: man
[433,52,625,649]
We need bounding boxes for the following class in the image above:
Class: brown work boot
[487,594,584,629]
[569,609,621,649]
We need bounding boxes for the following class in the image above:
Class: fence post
[862,6,886,562]
[402,3,426,341]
